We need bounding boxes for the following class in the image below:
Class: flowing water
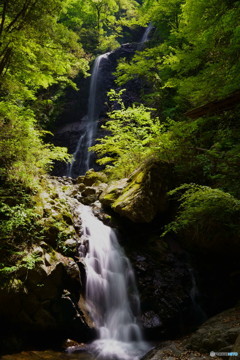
[140,23,153,44]
[79,205,149,360]
[138,23,154,49]
[67,53,110,178]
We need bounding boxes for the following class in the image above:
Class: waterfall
[79,205,149,360]
[67,53,110,178]
[140,23,154,46]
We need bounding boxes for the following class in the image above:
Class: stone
[0,350,95,359]
[142,341,220,360]
[80,194,98,205]
[63,213,73,225]
[82,169,108,186]
[65,261,80,282]
[76,175,85,184]
[99,178,128,206]
[78,183,86,192]
[81,187,96,197]
[39,241,49,250]
[33,308,56,329]
[64,239,77,248]
[26,264,49,286]
[44,253,52,266]
[184,304,240,354]
[232,333,240,355]
[100,160,173,223]
[32,246,44,257]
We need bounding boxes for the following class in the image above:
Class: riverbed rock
[232,333,240,355]
[100,160,173,223]
[0,350,95,360]
[184,304,240,353]
[142,341,221,360]
[82,169,108,186]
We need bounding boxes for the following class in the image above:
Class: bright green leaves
[163,184,240,253]
[0,101,70,188]
[118,0,240,111]
[0,0,88,188]
[90,90,163,178]
[61,0,139,53]
[165,0,240,105]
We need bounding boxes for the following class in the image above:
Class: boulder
[0,248,93,354]
[99,178,128,206]
[100,160,173,223]
[81,187,96,197]
[232,333,240,355]
[184,304,240,354]
[142,341,222,360]
[82,169,108,186]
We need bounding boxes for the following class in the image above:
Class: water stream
[140,23,154,44]
[79,205,149,360]
[67,53,110,178]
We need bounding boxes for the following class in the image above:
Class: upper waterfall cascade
[79,205,149,360]
[66,26,154,179]
[67,53,110,178]
[140,23,154,44]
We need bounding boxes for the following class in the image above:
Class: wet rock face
[142,341,222,360]
[0,250,93,354]
[124,234,206,340]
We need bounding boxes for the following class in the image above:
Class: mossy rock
[100,178,128,206]
[100,160,173,223]
[82,169,108,186]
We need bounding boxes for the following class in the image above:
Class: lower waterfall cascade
[79,205,150,360]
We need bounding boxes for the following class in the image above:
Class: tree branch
[0,0,8,37]
[5,0,31,33]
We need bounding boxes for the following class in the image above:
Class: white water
[67,53,110,177]
[80,205,149,360]
[140,23,153,45]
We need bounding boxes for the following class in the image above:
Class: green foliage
[0,101,70,188]
[0,202,38,241]
[0,0,85,188]
[163,184,240,251]
[0,186,42,282]
[90,89,163,178]
[117,0,240,112]
[151,109,240,197]
[61,0,139,53]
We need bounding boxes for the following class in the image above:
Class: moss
[7,278,24,292]
[83,169,108,186]
[113,183,141,208]
[99,160,172,223]
[103,192,118,203]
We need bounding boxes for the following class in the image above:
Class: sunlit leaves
[90,90,163,178]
